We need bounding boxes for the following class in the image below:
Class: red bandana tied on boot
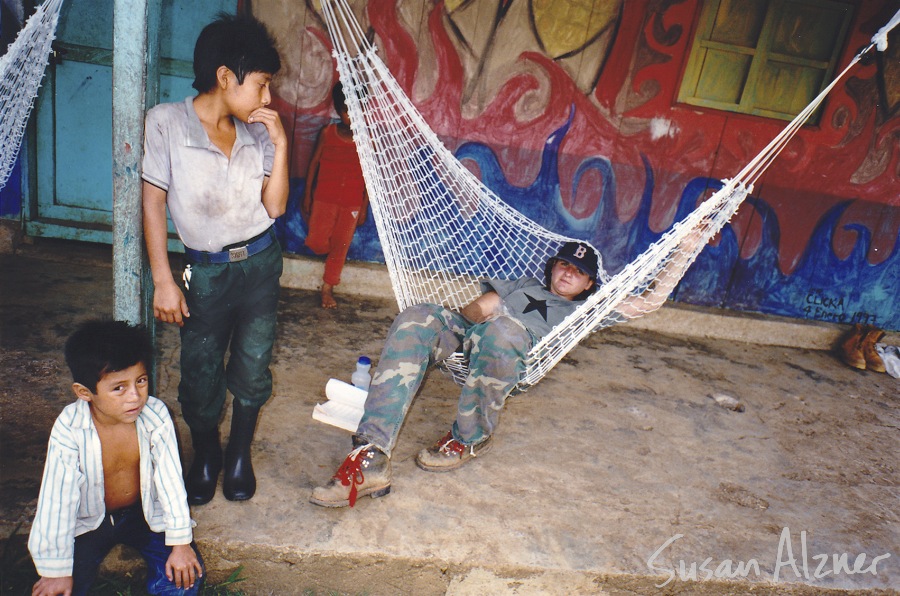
[332,444,371,507]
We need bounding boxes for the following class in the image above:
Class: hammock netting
[321,1,897,391]
[0,0,64,191]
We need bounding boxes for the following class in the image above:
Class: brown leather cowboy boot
[861,326,886,373]
[839,323,867,370]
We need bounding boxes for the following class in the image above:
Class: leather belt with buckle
[228,246,249,262]
[183,228,274,264]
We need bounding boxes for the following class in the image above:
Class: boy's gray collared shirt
[141,96,275,252]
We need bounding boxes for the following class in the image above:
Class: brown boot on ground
[415,431,492,472]
[861,326,886,373]
[309,444,391,507]
[839,323,867,370]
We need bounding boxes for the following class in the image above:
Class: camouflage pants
[356,303,533,455]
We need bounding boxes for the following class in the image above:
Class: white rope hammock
[0,0,64,191]
[321,1,897,391]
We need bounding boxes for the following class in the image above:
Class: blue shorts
[72,503,204,596]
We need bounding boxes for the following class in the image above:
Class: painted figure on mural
[141,14,289,505]
[29,321,204,596]
[302,82,369,309]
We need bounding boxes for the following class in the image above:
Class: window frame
[677,0,855,122]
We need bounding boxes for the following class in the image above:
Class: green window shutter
[678,0,853,122]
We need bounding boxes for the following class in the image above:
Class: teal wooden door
[26,0,237,246]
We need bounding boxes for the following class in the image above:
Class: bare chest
[96,425,141,510]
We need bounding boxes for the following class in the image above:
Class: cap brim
[555,255,596,279]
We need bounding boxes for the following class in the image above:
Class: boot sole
[185,466,222,506]
[415,441,493,472]
[186,479,219,505]
[224,489,255,502]
[223,477,256,501]
[308,484,391,508]
[187,493,215,506]
[842,358,867,370]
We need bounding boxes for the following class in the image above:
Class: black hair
[332,82,348,115]
[544,258,597,301]
[64,320,153,393]
[192,13,281,93]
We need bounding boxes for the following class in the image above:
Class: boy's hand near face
[165,544,203,589]
[32,575,73,596]
[249,107,286,148]
[253,105,290,219]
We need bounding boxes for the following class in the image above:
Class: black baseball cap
[552,241,600,280]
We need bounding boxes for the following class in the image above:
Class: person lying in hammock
[311,241,642,508]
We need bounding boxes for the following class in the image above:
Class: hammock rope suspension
[0,0,65,191]
[320,1,894,390]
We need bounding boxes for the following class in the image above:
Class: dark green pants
[178,240,282,431]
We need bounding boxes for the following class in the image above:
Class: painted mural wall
[256,0,899,330]
[0,1,894,328]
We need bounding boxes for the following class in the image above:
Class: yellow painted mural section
[253,0,622,114]
[532,0,621,58]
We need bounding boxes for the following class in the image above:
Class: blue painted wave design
[754,201,899,329]
[276,107,899,330]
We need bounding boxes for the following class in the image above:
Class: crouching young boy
[28,320,204,596]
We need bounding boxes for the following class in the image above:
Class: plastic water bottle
[351,356,372,390]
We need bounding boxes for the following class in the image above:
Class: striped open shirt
[28,396,194,577]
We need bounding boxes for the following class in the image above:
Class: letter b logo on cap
[574,245,587,259]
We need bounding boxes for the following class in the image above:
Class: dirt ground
[1,239,898,595]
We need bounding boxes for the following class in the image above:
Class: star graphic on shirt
[522,293,549,321]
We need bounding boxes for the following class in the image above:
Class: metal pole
[143,0,161,340]
[113,0,162,393]
[111,0,149,325]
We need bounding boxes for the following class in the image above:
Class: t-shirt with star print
[480,278,584,340]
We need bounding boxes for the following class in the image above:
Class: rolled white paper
[312,378,369,432]
[325,378,369,408]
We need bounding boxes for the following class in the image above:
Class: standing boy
[29,320,203,596]
[142,14,288,504]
